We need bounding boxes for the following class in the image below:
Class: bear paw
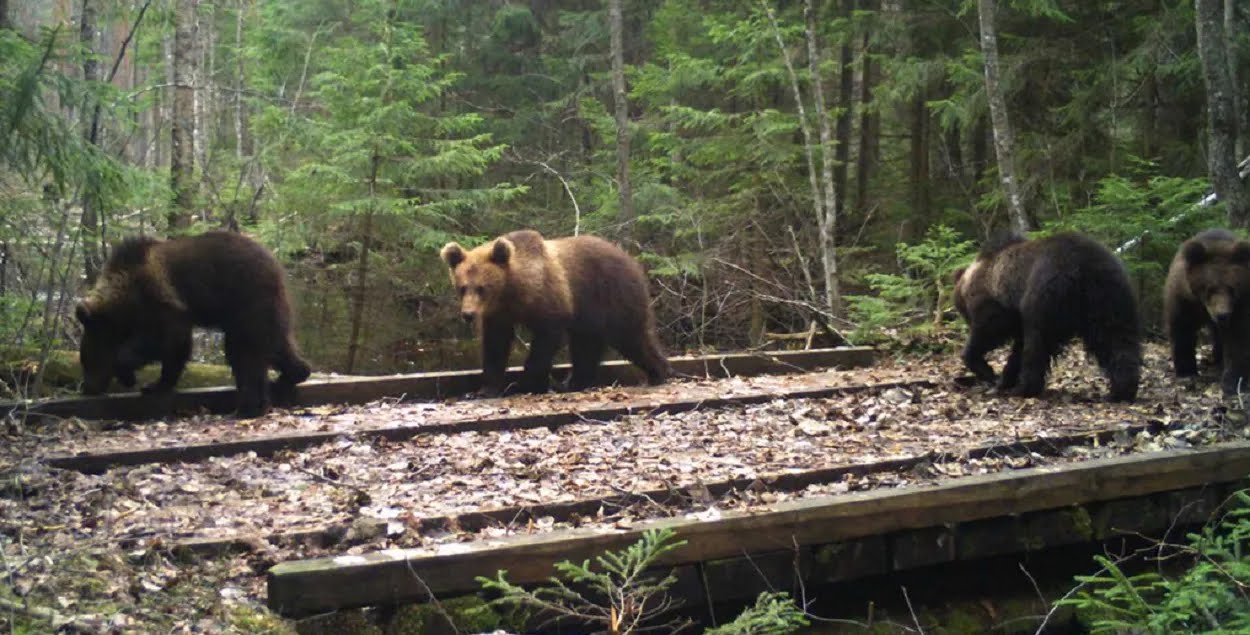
[140,381,176,395]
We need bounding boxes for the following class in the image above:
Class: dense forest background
[0,0,1247,392]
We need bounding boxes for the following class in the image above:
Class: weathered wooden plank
[266,441,1250,617]
[48,375,915,474]
[3,347,874,423]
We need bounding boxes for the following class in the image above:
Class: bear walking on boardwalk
[76,231,312,417]
[1163,228,1250,394]
[953,232,1142,401]
[440,230,671,396]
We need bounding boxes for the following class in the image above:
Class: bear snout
[461,311,477,323]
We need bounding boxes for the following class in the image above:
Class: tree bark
[833,0,853,228]
[79,0,101,284]
[235,0,246,162]
[608,0,633,230]
[346,152,380,374]
[804,0,843,318]
[1196,0,1250,228]
[976,0,1029,234]
[0,0,10,30]
[169,0,197,229]
[1224,0,1246,159]
[854,0,878,217]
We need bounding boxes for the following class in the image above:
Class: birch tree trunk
[608,0,633,230]
[1196,0,1250,228]
[1226,0,1246,159]
[833,0,853,225]
[976,0,1029,234]
[169,0,197,229]
[804,0,843,318]
[235,0,245,163]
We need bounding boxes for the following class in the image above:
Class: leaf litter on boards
[0,343,1245,629]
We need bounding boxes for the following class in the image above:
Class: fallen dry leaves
[0,343,1244,632]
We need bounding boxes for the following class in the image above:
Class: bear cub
[76,231,311,417]
[953,232,1141,401]
[1163,228,1250,394]
[440,230,670,396]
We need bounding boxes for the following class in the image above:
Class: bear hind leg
[614,331,670,386]
[998,339,1023,390]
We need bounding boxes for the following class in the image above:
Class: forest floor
[0,342,1245,633]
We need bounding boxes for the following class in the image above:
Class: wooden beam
[266,441,1250,617]
[3,347,873,423]
[47,357,896,474]
[167,420,1155,558]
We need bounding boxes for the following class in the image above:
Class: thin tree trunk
[804,0,843,318]
[762,0,841,322]
[1196,0,1250,228]
[1225,0,1246,159]
[977,0,1029,234]
[79,0,101,284]
[0,0,10,30]
[854,0,878,217]
[234,0,245,162]
[608,0,633,230]
[910,86,930,231]
[169,0,197,229]
[346,152,380,374]
[833,0,853,229]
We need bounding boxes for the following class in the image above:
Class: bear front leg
[477,319,515,397]
[998,339,1023,390]
[1168,307,1201,377]
[961,325,999,383]
[1208,320,1224,370]
[1219,323,1250,397]
[143,322,192,395]
[519,328,561,394]
[1009,324,1051,398]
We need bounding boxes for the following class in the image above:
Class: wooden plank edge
[46,376,926,474]
[4,347,875,423]
[164,419,1156,559]
[267,434,1247,617]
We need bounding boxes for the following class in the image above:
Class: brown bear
[952,232,1141,401]
[439,230,670,395]
[75,231,311,417]
[1163,228,1250,394]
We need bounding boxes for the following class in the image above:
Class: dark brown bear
[75,231,311,417]
[1163,228,1250,394]
[952,232,1141,401]
[439,230,670,395]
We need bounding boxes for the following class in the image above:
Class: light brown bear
[1163,228,1250,394]
[440,230,670,395]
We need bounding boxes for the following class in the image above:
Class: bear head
[1182,238,1250,324]
[951,260,983,321]
[440,237,516,325]
[75,298,133,395]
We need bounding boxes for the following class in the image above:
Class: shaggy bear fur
[440,230,670,395]
[952,232,1141,401]
[1163,228,1250,393]
[76,231,311,417]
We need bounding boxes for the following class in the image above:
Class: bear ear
[440,242,465,269]
[490,238,514,266]
[1182,240,1208,266]
[1232,241,1250,265]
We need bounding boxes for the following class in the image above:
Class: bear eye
[457,285,467,297]
[475,285,485,295]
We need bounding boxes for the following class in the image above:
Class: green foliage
[846,224,975,343]
[479,527,692,633]
[1061,491,1250,634]
[703,591,809,635]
